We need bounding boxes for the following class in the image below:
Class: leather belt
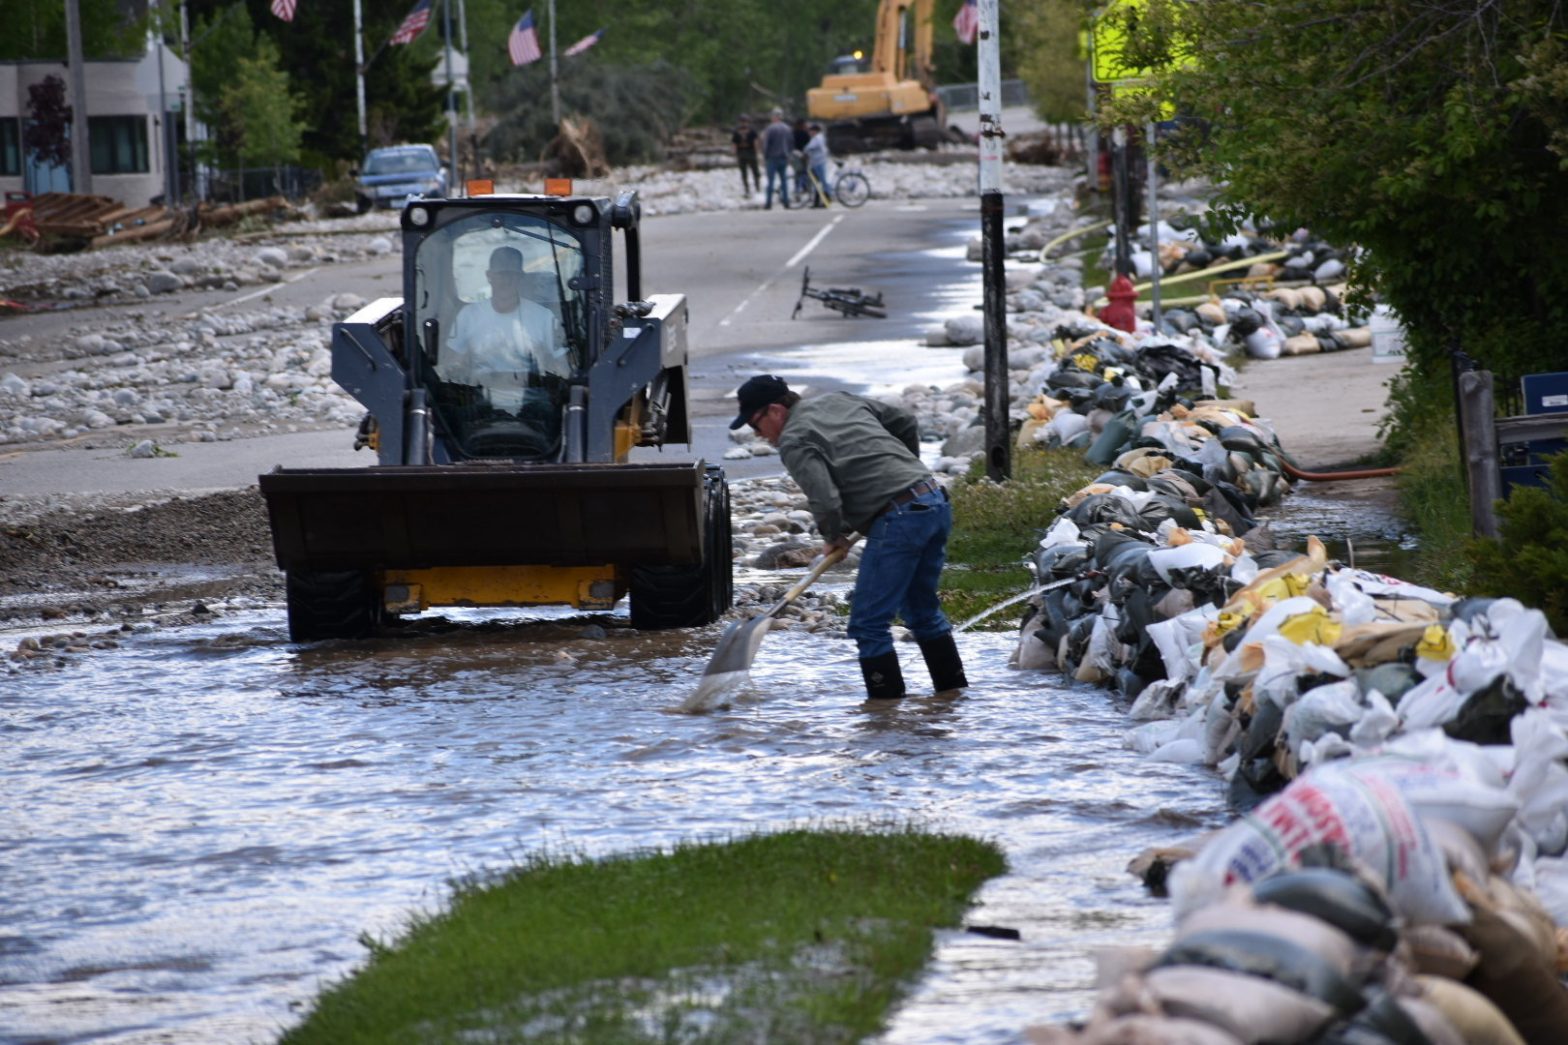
[876,478,940,518]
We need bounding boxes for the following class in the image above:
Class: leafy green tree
[221,35,304,169]
[189,3,259,168]
[1096,0,1568,452]
[1011,0,1089,123]
[485,59,695,166]
[1,0,145,60]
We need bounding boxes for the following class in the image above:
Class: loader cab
[409,205,596,461]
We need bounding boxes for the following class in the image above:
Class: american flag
[953,0,979,44]
[508,10,543,66]
[389,0,432,46]
[563,28,604,57]
[270,0,296,22]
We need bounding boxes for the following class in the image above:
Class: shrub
[1466,451,1568,634]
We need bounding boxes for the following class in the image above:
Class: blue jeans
[847,488,953,659]
[810,162,829,204]
[764,158,791,207]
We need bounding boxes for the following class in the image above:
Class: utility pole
[548,0,560,126]
[443,0,458,186]
[977,0,1009,482]
[64,0,93,194]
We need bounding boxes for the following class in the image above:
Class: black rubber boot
[859,651,906,700]
[918,633,968,694]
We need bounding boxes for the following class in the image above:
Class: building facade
[0,37,188,208]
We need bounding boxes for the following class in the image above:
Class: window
[0,119,19,176]
[89,115,148,174]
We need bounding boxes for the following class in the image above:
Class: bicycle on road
[786,160,871,210]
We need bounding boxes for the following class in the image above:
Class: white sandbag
[1148,607,1218,685]
[1080,1015,1245,1045]
[1508,709,1568,855]
[1526,854,1568,926]
[1150,738,1207,763]
[1040,516,1083,550]
[1049,409,1091,445]
[1148,543,1228,585]
[1177,898,1364,979]
[1139,966,1337,1044]
[1332,569,1455,609]
[1128,678,1184,721]
[1254,634,1352,710]
[1281,680,1365,759]
[1347,690,1399,747]
[1243,328,1281,360]
[1324,570,1378,627]
[1169,763,1471,925]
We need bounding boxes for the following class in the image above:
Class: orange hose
[1282,460,1401,481]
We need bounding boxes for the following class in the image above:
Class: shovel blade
[701,615,774,677]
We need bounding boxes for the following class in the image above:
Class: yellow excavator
[806,0,944,154]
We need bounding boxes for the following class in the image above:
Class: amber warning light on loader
[465,179,495,197]
[544,178,573,196]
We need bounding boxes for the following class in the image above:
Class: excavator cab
[258,191,732,641]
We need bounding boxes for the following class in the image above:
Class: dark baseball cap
[729,374,790,429]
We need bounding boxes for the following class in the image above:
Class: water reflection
[2,611,1228,1043]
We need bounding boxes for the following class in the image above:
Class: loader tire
[285,569,383,642]
[629,469,732,630]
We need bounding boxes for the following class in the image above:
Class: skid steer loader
[258,188,732,641]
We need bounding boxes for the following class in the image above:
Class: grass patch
[1393,412,1475,594]
[940,447,1100,630]
[282,826,1006,1044]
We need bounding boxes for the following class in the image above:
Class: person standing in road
[729,375,967,701]
[791,117,812,196]
[760,109,794,210]
[803,123,830,207]
[731,115,760,197]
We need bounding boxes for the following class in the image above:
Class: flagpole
[444,0,458,188]
[354,0,367,152]
[457,0,475,140]
[548,0,560,127]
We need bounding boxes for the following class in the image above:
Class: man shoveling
[730,375,966,700]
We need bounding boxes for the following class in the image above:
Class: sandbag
[1413,976,1526,1045]
[1168,765,1470,925]
[1250,868,1397,951]
[1138,966,1337,1043]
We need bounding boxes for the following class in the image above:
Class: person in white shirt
[446,246,570,410]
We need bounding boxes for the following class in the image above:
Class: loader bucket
[259,461,705,573]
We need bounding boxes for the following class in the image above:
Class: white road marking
[719,215,845,327]
[210,266,322,310]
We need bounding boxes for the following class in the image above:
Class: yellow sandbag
[1282,332,1322,356]
[1246,261,1280,279]
[1192,398,1257,418]
[1276,605,1344,647]
[1196,300,1227,326]
[1017,417,1048,450]
[1339,326,1372,348]
[1414,976,1526,1045]
[1297,285,1327,312]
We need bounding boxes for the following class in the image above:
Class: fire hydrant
[1099,273,1138,333]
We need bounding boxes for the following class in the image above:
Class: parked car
[354,144,448,212]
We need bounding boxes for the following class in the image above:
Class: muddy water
[2,606,1226,1044]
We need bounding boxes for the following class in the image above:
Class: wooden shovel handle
[763,533,860,619]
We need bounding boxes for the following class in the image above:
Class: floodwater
[1,600,1226,1044]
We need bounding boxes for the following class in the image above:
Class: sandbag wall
[1003,232,1568,1044]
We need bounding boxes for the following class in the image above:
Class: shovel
[679,535,858,713]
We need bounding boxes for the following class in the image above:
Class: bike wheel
[783,184,813,209]
[835,172,870,208]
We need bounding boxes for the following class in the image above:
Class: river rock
[945,314,983,346]
[255,247,289,269]
[145,271,182,294]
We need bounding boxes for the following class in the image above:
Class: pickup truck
[354,144,448,212]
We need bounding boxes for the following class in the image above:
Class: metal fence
[934,80,1032,112]
[202,165,323,204]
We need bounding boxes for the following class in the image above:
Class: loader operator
[446,246,571,411]
[731,374,967,701]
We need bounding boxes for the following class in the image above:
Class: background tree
[190,3,260,169]
[1098,0,1568,452]
[485,59,695,166]
[2,0,145,60]
[220,35,304,173]
[23,76,73,170]
[1010,0,1089,123]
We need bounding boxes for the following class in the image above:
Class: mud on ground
[0,488,278,633]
